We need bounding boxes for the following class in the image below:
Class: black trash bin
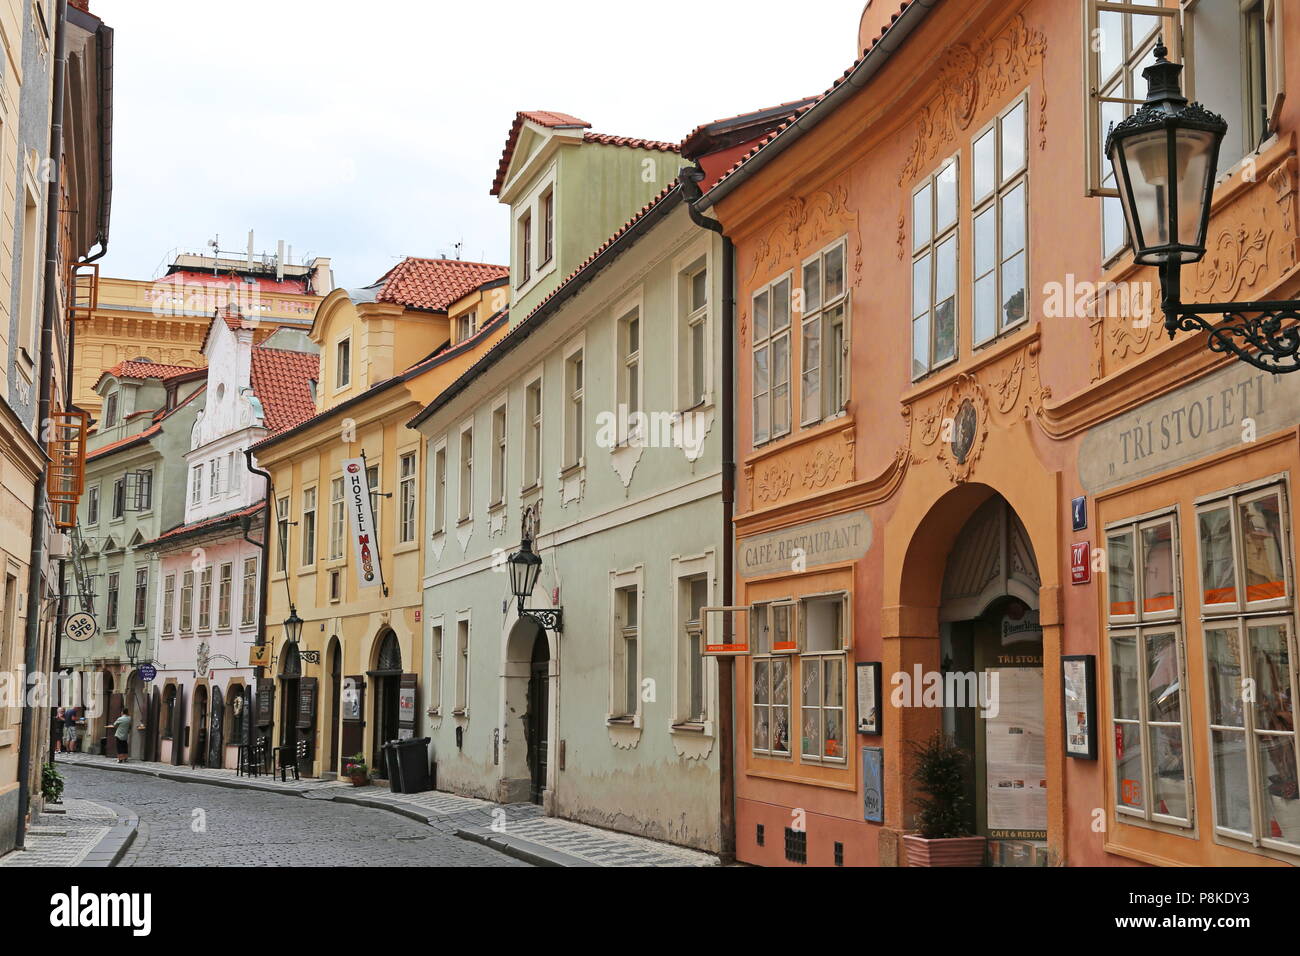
[381,740,402,792]
[390,737,432,794]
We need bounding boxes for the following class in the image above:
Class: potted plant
[342,753,369,787]
[902,732,985,867]
[42,762,64,804]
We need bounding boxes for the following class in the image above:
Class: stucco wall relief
[745,182,864,286]
[743,420,856,509]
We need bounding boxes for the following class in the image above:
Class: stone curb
[79,799,138,868]
[453,826,596,867]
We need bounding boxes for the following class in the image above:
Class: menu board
[985,666,1047,836]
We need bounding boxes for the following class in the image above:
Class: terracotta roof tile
[371,257,507,313]
[86,424,161,461]
[249,347,320,435]
[93,359,201,394]
[148,502,266,548]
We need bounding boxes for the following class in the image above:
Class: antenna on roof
[209,235,220,275]
[452,241,463,261]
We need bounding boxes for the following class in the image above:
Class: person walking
[52,707,65,753]
[64,705,81,753]
[112,709,132,763]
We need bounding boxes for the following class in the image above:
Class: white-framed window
[432,440,447,534]
[209,456,223,497]
[103,391,119,428]
[275,494,290,573]
[751,604,792,757]
[191,463,204,506]
[752,272,792,444]
[679,257,710,410]
[180,570,194,633]
[301,486,317,567]
[540,187,555,267]
[455,310,478,344]
[1198,481,1298,851]
[458,424,474,522]
[519,210,532,285]
[105,572,119,631]
[490,399,507,508]
[911,156,958,379]
[563,345,584,470]
[240,557,257,626]
[111,478,125,520]
[609,569,643,722]
[133,567,148,629]
[798,593,849,764]
[523,376,542,490]
[162,573,175,636]
[674,562,712,727]
[86,485,99,526]
[616,304,642,445]
[229,451,242,493]
[430,621,443,715]
[217,562,232,630]
[329,477,345,560]
[1106,510,1192,827]
[799,238,850,426]
[972,96,1028,345]
[454,616,469,715]
[399,451,417,543]
[329,568,341,602]
[198,566,213,631]
[132,469,154,512]
[366,464,381,549]
[335,336,351,389]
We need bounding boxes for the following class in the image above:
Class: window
[1107,512,1191,827]
[133,568,148,629]
[103,392,119,428]
[275,495,290,573]
[751,604,792,757]
[799,594,848,763]
[490,402,507,507]
[217,563,232,630]
[430,624,443,714]
[524,378,542,490]
[162,574,175,636]
[329,568,341,602]
[564,349,584,469]
[799,239,849,425]
[519,211,532,284]
[541,188,554,266]
[433,442,447,534]
[612,583,640,719]
[1198,483,1297,850]
[459,427,473,522]
[681,575,709,724]
[329,477,345,560]
[301,487,317,566]
[240,557,257,626]
[191,464,204,506]
[911,157,958,379]
[455,310,478,343]
[455,618,469,714]
[752,273,792,444]
[105,572,119,630]
[335,337,351,389]
[198,567,212,631]
[209,457,223,497]
[229,451,242,493]
[617,307,641,444]
[972,98,1028,345]
[111,478,125,520]
[367,465,381,549]
[86,486,99,526]
[1240,0,1282,152]
[399,452,417,543]
[17,188,40,363]
[681,261,709,409]
[180,571,194,632]
[134,469,154,511]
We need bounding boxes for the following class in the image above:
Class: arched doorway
[326,637,342,775]
[191,685,208,768]
[208,685,225,769]
[147,685,161,762]
[527,632,550,803]
[502,617,551,805]
[369,630,402,777]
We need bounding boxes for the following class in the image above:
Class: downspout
[16,0,68,850]
[681,164,736,864]
[243,449,272,765]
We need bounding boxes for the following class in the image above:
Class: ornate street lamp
[1106,40,1300,372]
[125,631,142,665]
[283,605,304,645]
[507,510,563,633]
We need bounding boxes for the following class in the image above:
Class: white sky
[94,0,867,289]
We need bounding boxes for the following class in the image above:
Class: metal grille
[784,827,807,865]
[834,841,844,866]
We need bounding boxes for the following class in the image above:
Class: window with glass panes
[112,478,125,519]
[752,273,792,444]
[162,574,175,635]
[86,486,99,525]
[275,495,290,572]
[433,443,447,533]
[367,465,381,548]
[459,428,473,521]
[682,575,708,723]
[800,594,848,763]
[683,262,708,409]
[490,403,507,506]
[329,477,345,560]
[800,238,849,425]
[217,563,232,629]
[455,618,469,713]
[105,572,119,630]
[613,584,639,718]
[972,97,1028,345]
[524,379,542,489]
[300,487,317,566]
[399,452,417,543]
[430,624,443,713]
[911,157,958,379]
[1106,512,1191,826]
[191,463,203,505]
[617,308,641,444]
[133,568,148,628]
[198,567,213,630]
[241,557,257,626]
[564,350,584,468]
[180,571,194,633]
[1198,483,1298,851]
[751,603,792,756]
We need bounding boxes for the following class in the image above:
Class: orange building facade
[706,0,1300,866]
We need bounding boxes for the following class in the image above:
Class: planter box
[902,834,987,867]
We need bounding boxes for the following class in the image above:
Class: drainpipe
[16,0,68,850]
[243,449,272,765]
[680,164,736,864]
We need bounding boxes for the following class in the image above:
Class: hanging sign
[64,611,97,642]
[139,664,157,682]
[343,458,382,591]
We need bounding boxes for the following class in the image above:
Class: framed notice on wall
[856,662,881,735]
[1062,654,1097,759]
[862,747,884,823]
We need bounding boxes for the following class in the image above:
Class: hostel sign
[343,457,382,591]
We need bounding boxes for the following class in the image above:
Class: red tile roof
[371,257,508,313]
[93,359,201,393]
[491,110,680,196]
[87,423,161,461]
[147,502,266,548]
[250,347,320,435]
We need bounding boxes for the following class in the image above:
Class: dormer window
[335,338,351,389]
[103,392,119,427]
[519,211,533,284]
[455,310,478,344]
[541,188,554,266]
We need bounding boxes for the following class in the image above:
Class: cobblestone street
[61,765,530,868]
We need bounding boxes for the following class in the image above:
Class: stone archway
[369,629,403,777]
[500,614,555,806]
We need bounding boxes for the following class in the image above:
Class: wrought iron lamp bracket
[517,598,563,634]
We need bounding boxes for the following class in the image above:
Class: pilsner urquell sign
[343,458,382,590]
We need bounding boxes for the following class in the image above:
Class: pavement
[0,797,137,868]
[50,752,718,867]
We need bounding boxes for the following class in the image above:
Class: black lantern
[283,605,303,645]
[1106,40,1300,372]
[507,536,543,604]
[125,631,142,665]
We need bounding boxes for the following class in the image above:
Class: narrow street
[60,765,530,868]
